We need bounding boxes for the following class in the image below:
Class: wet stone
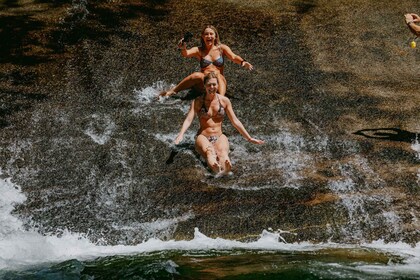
[1,0,419,245]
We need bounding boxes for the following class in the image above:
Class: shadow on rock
[166,143,195,165]
[354,128,419,143]
[0,88,48,128]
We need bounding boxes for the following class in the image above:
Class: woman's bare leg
[196,135,221,173]
[161,72,205,96]
[214,134,231,173]
[217,75,227,96]
[162,72,227,97]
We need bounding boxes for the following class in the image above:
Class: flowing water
[0,0,419,278]
[1,176,419,279]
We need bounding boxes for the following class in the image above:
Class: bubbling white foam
[134,81,172,104]
[1,172,419,276]
[411,134,420,185]
[411,134,420,157]
[84,113,116,145]
[0,173,26,235]
[411,135,420,185]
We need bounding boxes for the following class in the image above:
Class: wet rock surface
[0,0,419,245]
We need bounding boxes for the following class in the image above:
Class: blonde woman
[160,25,253,98]
[174,72,264,174]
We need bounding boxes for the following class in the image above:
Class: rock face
[1,0,419,245]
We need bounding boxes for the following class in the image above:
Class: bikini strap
[199,47,205,60]
[201,95,208,112]
[216,94,223,113]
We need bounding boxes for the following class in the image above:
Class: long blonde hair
[203,72,219,85]
[200,25,221,48]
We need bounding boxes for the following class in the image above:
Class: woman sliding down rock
[160,25,253,98]
[174,72,264,175]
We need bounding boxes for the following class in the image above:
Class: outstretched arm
[220,44,254,71]
[224,97,264,144]
[175,100,196,144]
[178,40,201,59]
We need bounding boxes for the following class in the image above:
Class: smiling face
[205,77,218,95]
[200,25,220,48]
[202,28,216,46]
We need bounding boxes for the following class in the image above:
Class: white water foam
[132,81,191,119]
[153,132,196,147]
[111,212,194,242]
[1,173,419,275]
[411,135,420,185]
[0,174,26,235]
[133,81,172,105]
[211,132,317,190]
[326,154,399,241]
[360,241,420,276]
[84,113,116,145]
[411,134,420,158]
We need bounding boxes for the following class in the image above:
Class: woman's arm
[175,100,197,144]
[178,40,201,59]
[223,97,264,144]
[220,44,254,70]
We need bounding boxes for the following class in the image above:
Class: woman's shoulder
[219,44,231,51]
[185,46,201,57]
[189,46,201,53]
[218,94,231,105]
[193,96,204,107]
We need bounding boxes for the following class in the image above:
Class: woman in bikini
[174,72,264,174]
[160,25,253,97]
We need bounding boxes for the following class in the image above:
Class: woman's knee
[217,150,229,161]
[218,76,227,95]
[196,135,215,156]
[215,137,229,157]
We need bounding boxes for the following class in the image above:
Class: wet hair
[204,72,219,85]
[200,25,221,48]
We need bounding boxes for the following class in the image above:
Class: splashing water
[412,134,420,159]
[412,135,420,185]
[0,172,26,235]
[133,81,171,104]
[0,172,419,279]
[326,155,399,242]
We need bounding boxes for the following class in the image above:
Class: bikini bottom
[207,136,218,144]
[196,133,221,144]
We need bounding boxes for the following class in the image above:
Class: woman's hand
[174,134,183,145]
[242,61,254,71]
[248,137,264,144]
[405,13,414,24]
[178,38,186,49]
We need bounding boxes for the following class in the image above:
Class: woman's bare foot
[224,160,232,173]
[218,159,232,176]
[211,162,221,174]
[159,88,176,97]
